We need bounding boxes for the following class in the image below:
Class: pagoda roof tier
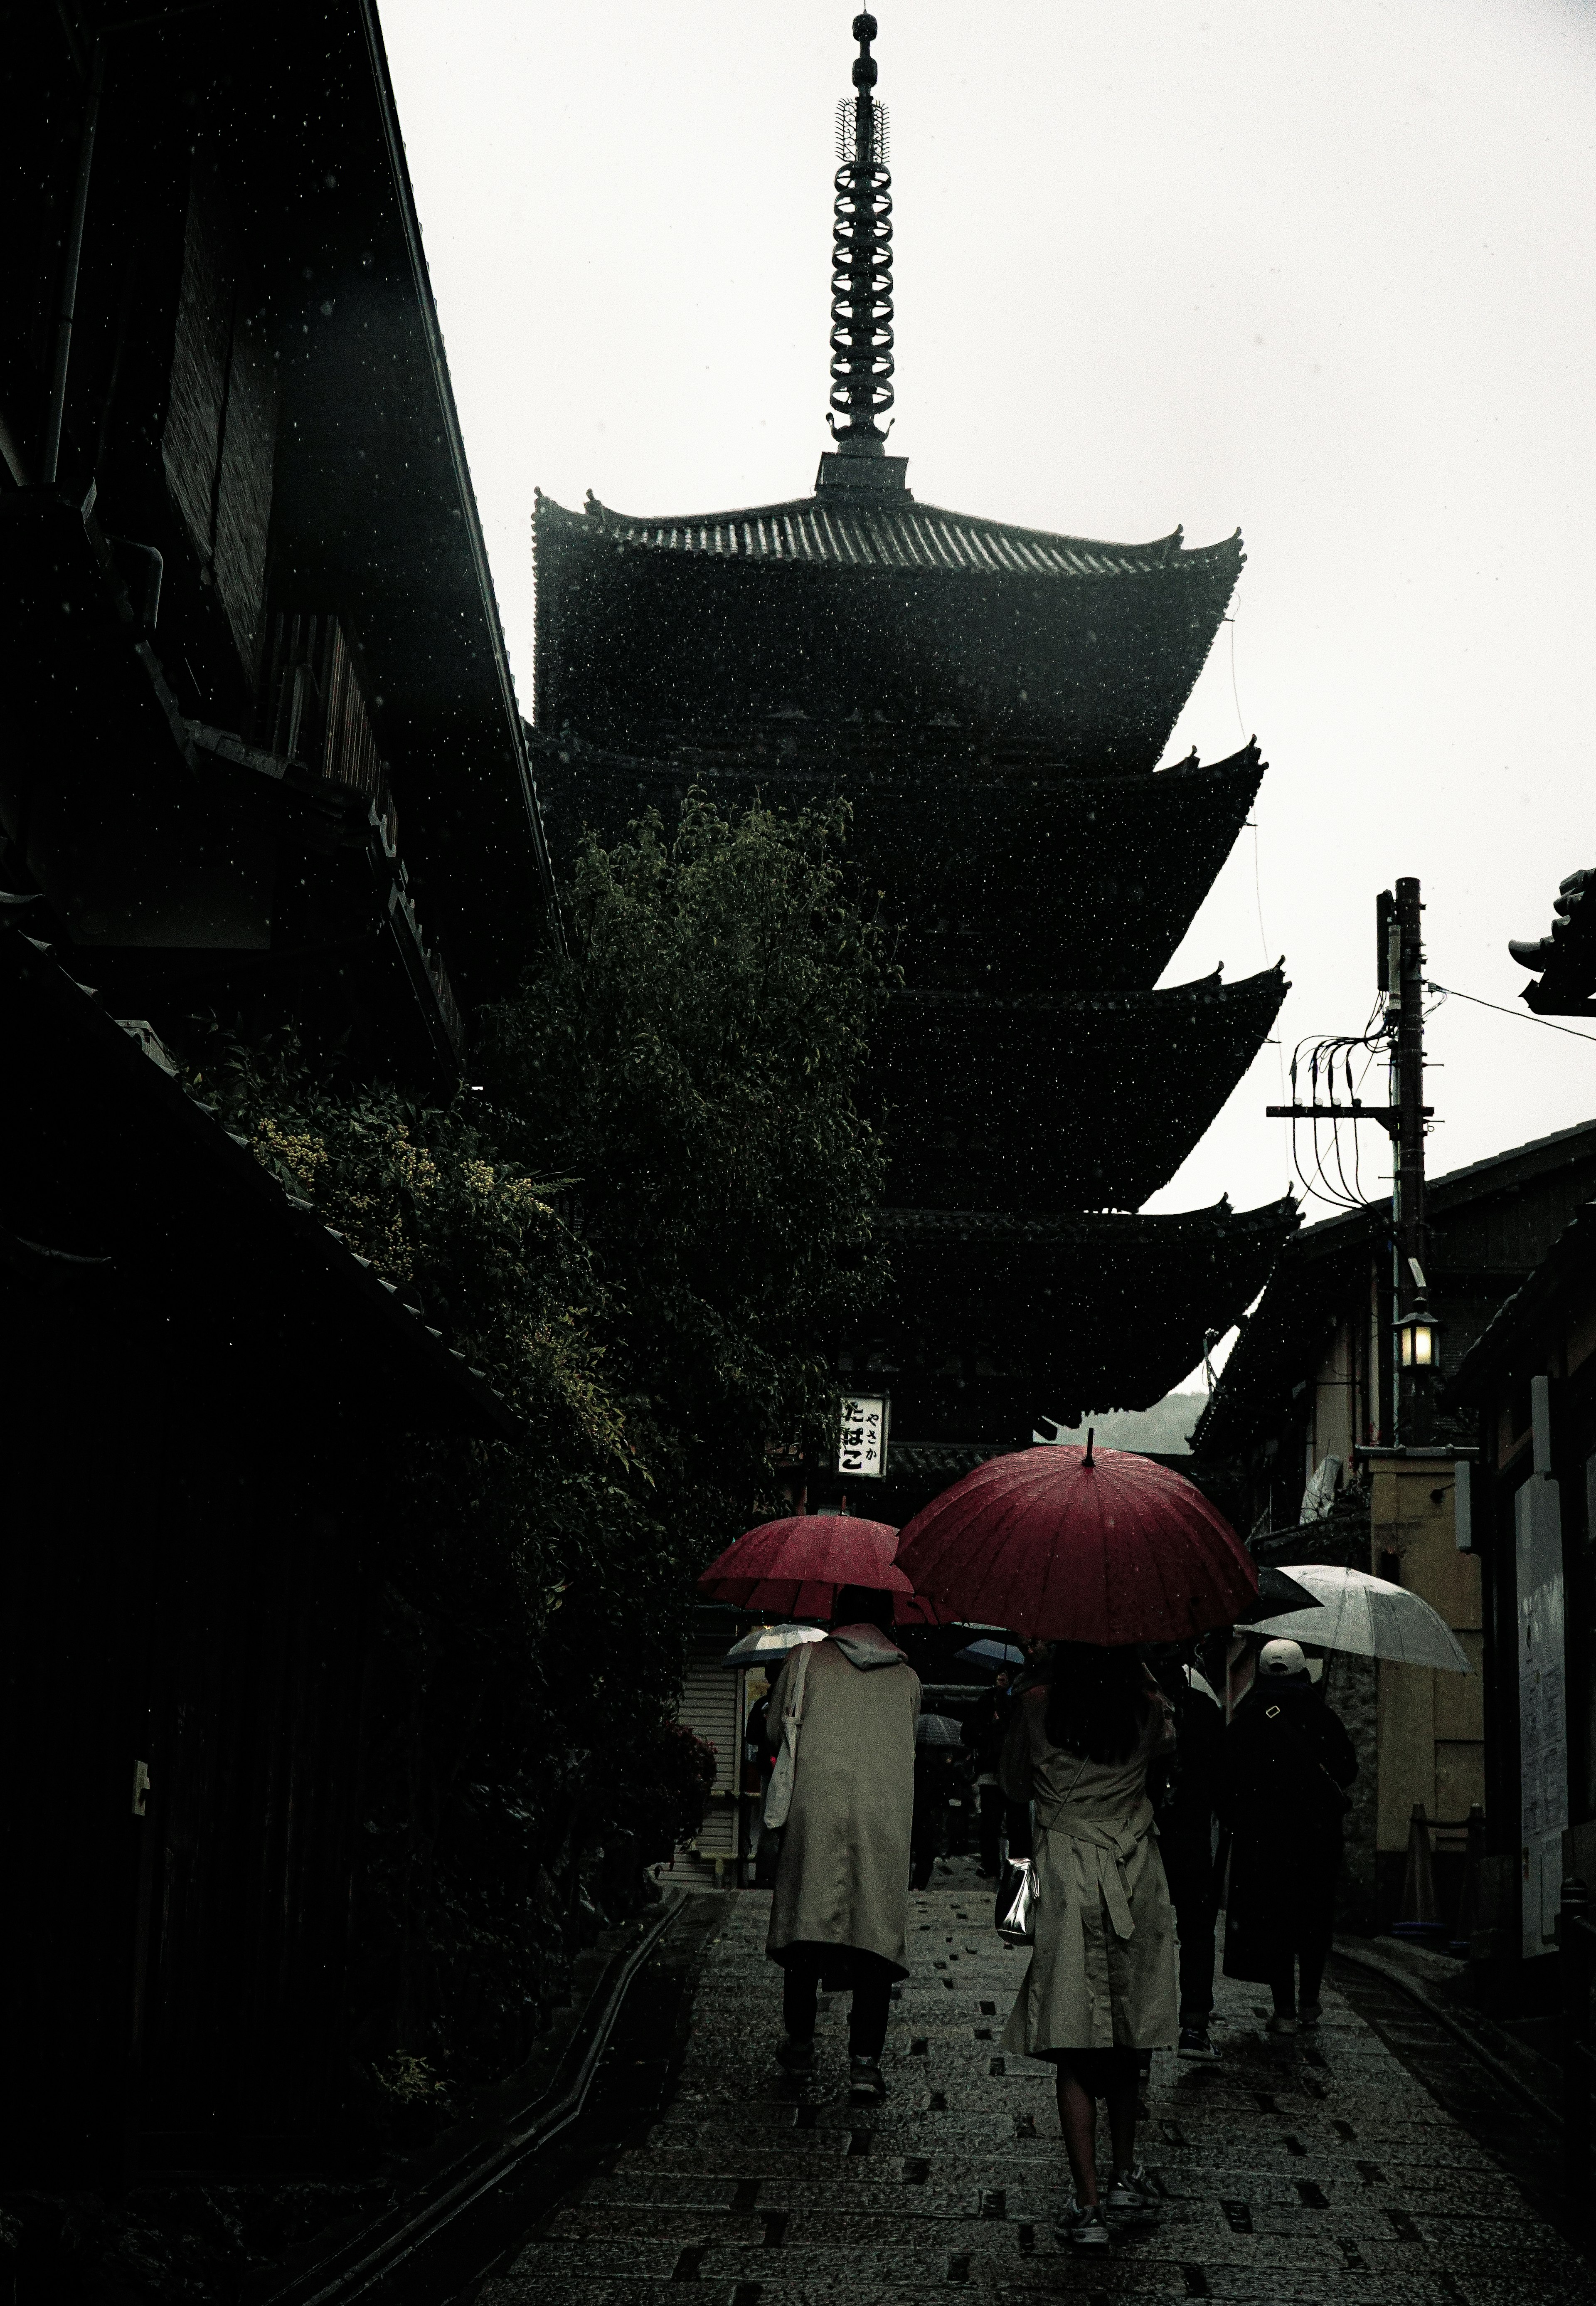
[837,1196,1299,1440]
[534,491,1244,774]
[530,733,1265,995]
[877,966,1288,1213]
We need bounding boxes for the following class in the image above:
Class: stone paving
[480,1882,1596,2305]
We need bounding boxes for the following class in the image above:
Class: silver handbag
[994,1752,1083,1945]
[994,1855,1037,1946]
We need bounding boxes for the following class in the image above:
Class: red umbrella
[699,1514,916,1621]
[890,1592,946,1628]
[894,1444,1256,1645]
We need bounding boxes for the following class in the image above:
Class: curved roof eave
[893,958,1288,1018]
[535,487,1244,582]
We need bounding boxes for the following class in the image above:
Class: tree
[479,789,895,1546]
[195,790,893,2112]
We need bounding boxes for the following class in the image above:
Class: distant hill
[1033,1394,1209,1457]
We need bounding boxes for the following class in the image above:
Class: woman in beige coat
[765,1585,919,2102]
[1000,1643,1177,2252]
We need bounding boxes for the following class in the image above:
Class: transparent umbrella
[1250,1564,1472,1672]
[956,1638,1026,1672]
[718,1625,827,1671]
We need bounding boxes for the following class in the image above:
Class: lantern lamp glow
[1395,1295,1441,1370]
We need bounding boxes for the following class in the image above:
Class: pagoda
[531,11,1297,1512]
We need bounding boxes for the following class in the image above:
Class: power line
[1283,1008,1395,1213]
[1426,979,1596,1047]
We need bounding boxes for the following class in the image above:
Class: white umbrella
[719,1624,827,1671]
[1251,1564,1472,1672]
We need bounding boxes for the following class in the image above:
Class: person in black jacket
[1219,1638,1358,2035]
[1148,1646,1226,2061]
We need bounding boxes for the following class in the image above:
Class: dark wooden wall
[4,1254,390,2178]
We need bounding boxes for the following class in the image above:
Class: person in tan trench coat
[1000,1642,1177,2252]
[765,1584,919,2102]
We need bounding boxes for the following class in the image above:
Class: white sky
[380,0,1596,1384]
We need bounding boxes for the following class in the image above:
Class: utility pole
[1267,873,1436,1447]
[1388,876,1433,1445]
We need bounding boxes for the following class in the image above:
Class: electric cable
[1425,979,1596,1047]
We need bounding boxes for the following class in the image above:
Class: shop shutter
[679,1652,741,1796]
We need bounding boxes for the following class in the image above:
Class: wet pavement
[479,1880,1596,2304]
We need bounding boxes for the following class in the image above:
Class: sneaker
[1298,2000,1323,2028]
[774,2037,815,2073]
[848,2055,887,2102]
[1104,2165,1157,2217]
[1178,2024,1219,2062]
[1057,2202,1111,2250]
[1265,2013,1298,2037]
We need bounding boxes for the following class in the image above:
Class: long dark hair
[1043,1643,1147,1764]
[832,1584,896,1632]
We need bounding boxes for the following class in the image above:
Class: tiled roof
[879,964,1288,1215]
[542,489,1244,583]
[1191,1113,1596,1455]
[877,1198,1297,1246]
[895,962,1286,1019]
[2,925,517,1438]
[1446,1199,1596,1405]
[1236,1113,1596,1276]
[888,1442,1025,1478]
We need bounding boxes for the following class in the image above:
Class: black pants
[1161,1832,1217,2024]
[977,1783,1004,1876]
[1270,1949,1326,2017]
[781,1946,894,2060]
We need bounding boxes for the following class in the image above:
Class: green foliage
[183,792,891,2110]
[479,789,895,1544]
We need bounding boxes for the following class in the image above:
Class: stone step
[482,1884,1596,2306]
[582,2163,1527,2222]
[482,2226,1569,2300]
[483,2275,1564,2306]
[648,2108,1478,2160]
[544,2196,1555,2252]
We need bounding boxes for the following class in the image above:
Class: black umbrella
[1229,1564,1325,1624]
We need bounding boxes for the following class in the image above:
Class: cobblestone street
[481,1884,1595,2306]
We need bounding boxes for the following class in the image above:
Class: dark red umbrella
[699,1514,917,1622]
[890,1592,946,1628]
[894,1444,1256,1645]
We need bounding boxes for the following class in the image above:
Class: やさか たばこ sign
[837,1395,889,1479]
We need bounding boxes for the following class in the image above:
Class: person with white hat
[1218,1637,1358,2035]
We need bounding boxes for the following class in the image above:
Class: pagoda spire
[818,11,907,491]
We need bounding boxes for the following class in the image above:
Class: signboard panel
[1516,1473,1566,1959]
[837,1393,889,1480]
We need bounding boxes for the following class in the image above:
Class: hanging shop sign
[837,1393,889,1480]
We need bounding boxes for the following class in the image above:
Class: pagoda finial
[826,11,895,462]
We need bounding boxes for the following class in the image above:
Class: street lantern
[1395,1294,1441,1371]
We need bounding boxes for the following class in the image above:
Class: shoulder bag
[762,1644,814,1829]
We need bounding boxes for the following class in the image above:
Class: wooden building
[2,0,557,1064]
[1193,1119,1596,1940]
[1445,1210,1596,2000]
[532,13,1296,1517]
[2,3,550,2174]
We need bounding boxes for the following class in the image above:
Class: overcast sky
[380,0,1596,1386]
